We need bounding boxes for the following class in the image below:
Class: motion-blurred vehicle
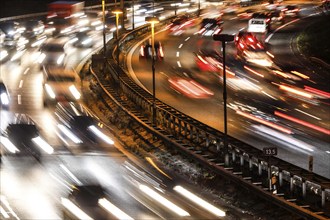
[70,31,94,48]
[167,14,196,35]
[22,19,45,38]
[236,32,273,67]
[0,21,25,47]
[43,66,81,106]
[62,184,125,220]
[282,5,300,17]
[267,10,285,24]
[139,40,164,60]
[248,12,271,33]
[38,37,70,67]
[168,77,214,99]
[54,101,114,146]
[195,50,222,72]
[0,113,53,162]
[198,17,223,36]
[0,81,10,110]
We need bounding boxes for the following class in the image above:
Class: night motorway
[0,0,329,219]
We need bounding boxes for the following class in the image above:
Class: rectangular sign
[248,18,267,33]
[263,147,277,156]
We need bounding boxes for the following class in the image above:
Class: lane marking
[19,80,23,88]
[177,61,181,68]
[23,67,30,75]
[295,108,321,120]
[178,44,183,48]
[176,52,180,57]
[185,37,190,41]
[17,95,21,105]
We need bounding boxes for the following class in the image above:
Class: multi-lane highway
[0,1,329,219]
[128,3,330,178]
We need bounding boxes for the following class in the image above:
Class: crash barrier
[90,13,330,220]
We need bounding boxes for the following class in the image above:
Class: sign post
[263,147,277,192]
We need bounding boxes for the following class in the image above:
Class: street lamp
[102,0,106,56]
[213,34,234,166]
[112,8,123,65]
[145,16,159,126]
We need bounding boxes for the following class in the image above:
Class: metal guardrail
[89,14,330,220]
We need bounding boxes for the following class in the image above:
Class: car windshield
[7,124,39,139]
[0,83,7,93]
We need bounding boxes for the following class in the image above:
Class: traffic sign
[263,147,277,156]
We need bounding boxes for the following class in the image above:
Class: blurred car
[0,81,10,110]
[195,50,222,72]
[62,184,126,220]
[234,31,256,45]
[139,40,164,61]
[236,32,273,67]
[43,66,81,106]
[0,113,53,162]
[168,77,214,99]
[282,5,300,17]
[38,37,70,67]
[54,101,114,146]
[267,10,285,24]
[70,31,94,48]
[0,21,25,47]
[22,19,45,39]
[198,17,223,36]
[167,14,196,35]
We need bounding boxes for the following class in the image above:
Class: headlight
[57,54,65,65]
[69,85,81,100]
[38,52,46,63]
[45,84,56,99]
[0,50,8,61]
[1,92,9,105]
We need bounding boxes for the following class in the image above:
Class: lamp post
[145,16,159,126]
[102,0,106,56]
[213,34,234,166]
[113,8,122,65]
[132,0,135,30]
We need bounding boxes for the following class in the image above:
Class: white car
[43,66,81,106]
[38,38,70,67]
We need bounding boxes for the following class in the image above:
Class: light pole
[113,8,122,65]
[213,34,234,166]
[145,16,159,126]
[102,0,106,56]
[132,0,135,30]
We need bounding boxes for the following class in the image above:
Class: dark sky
[0,0,108,18]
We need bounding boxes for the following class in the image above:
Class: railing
[90,15,330,220]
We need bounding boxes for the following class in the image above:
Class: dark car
[282,5,300,17]
[71,31,94,48]
[198,17,224,36]
[139,40,164,61]
[0,21,24,47]
[22,20,45,38]
[0,81,10,110]
[54,102,114,147]
[61,184,126,220]
[267,10,285,24]
[0,114,53,162]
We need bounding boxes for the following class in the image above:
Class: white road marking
[177,61,181,67]
[19,80,23,88]
[17,95,21,105]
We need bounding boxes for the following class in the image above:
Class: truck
[46,1,85,35]
[48,1,85,18]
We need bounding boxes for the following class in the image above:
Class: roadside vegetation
[297,15,330,64]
